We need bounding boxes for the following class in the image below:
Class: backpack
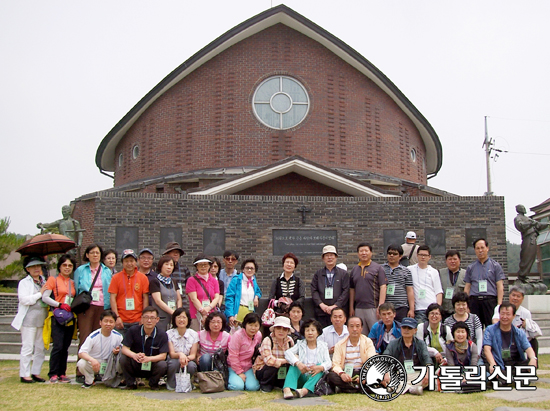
[211,348,230,389]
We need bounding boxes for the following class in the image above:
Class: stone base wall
[0,293,18,316]
[73,191,507,295]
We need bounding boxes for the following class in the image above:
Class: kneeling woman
[227,313,262,391]
[283,319,331,399]
[166,308,199,390]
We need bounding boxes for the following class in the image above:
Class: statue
[514,204,549,283]
[37,205,84,247]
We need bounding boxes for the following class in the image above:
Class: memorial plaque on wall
[465,228,487,255]
[383,229,404,251]
[116,227,138,255]
[160,228,182,251]
[425,228,446,255]
[203,228,225,257]
[273,229,337,255]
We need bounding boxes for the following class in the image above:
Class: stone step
[0,332,22,343]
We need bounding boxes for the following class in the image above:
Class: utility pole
[483,116,494,196]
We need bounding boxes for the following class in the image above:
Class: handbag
[261,299,276,327]
[196,371,225,393]
[71,266,101,314]
[53,308,74,325]
[176,366,192,393]
[211,348,229,388]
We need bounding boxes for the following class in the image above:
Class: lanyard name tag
[404,360,415,374]
[445,287,454,299]
[167,300,176,310]
[418,289,427,299]
[344,364,354,377]
[100,362,107,374]
[202,300,210,308]
[248,301,254,311]
[141,362,152,371]
[277,366,287,379]
[502,348,511,360]
[387,284,395,296]
[478,280,488,293]
[91,289,100,302]
[65,295,72,305]
[325,288,334,299]
[125,298,135,310]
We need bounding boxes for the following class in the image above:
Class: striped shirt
[254,333,294,369]
[443,313,483,348]
[344,339,362,371]
[382,263,413,309]
[198,330,231,356]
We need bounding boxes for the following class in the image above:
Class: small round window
[410,148,417,162]
[118,153,123,167]
[132,145,140,160]
[253,76,309,130]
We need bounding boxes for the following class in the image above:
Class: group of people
[11,234,539,396]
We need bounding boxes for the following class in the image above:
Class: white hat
[269,316,293,332]
[406,231,417,239]
[336,263,347,272]
[322,245,338,256]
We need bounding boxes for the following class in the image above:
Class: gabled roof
[187,156,397,197]
[96,4,442,175]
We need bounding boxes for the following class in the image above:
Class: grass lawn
[1,356,550,411]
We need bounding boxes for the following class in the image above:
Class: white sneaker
[408,385,423,395]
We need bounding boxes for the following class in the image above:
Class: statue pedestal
[523,295,550,313]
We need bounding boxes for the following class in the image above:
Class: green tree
[0,217,26,279]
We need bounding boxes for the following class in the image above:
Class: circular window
[132,145,140,160]
[252,76,309,130]
[118,153,123,167]
[410,148,417,162]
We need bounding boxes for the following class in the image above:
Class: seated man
[317,307,349,357]
[383,317,432,395]
[492,285,540,356]
[327,316,376,393]
[77,310,123,388]
[484,302,537,380]
[120,306,169,390]
[368,302,402,353]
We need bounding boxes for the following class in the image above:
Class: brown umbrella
[16,233,76,256]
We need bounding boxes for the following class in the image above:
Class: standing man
[401,231,419,267]
[77,310,123,388]
[317,307,349,356]
[162,242,190,296]
[120,307,169,390]
[464,238,505,327]
[408,245,443,323]
[311,245,350,328]
[219,250,240,294]
[382,244,415,322]
[349,242,387,335]
[326,317,376,393]
[108,250,150,335]
[138,248,156,284]
[484,302,537,380]
[439,250,466,319]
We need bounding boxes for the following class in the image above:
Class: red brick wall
[234,172,351,196]
[114,24,426,187]
[71,197,96,259]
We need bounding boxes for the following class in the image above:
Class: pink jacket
[227,328,262,374]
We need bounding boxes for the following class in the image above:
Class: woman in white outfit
[11,256,48,383]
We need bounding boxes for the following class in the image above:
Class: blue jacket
[74,263,112,309]
[483,322,531,369]
[368,320,402,353]
[224,273,262,319]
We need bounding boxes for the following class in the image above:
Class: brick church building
[73,5,507,288]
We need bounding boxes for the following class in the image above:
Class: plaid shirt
[254,333,294,370]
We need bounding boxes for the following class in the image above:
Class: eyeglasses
[142,316,158,321]
[61,263,74,268]
[224,257,237,262]
[418,254,430,258]
[244,267,255,271]
[429,312,441,317]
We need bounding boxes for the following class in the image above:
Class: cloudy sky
[2,0,549,245]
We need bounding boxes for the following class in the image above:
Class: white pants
[20,326,45,378]
[76,359,97,385]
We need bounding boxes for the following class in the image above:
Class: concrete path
[135,390,243,400]
[485,388,550,403]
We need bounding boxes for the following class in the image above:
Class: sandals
[283,388,295,400]
[296,388,309,398]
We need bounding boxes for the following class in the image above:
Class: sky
[1,0,549,244]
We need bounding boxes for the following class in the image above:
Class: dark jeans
[256,365,287,388]
[316,314,331,328]
[49,317,75,378]
[394,306,409,323]
[120,354,168,387]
